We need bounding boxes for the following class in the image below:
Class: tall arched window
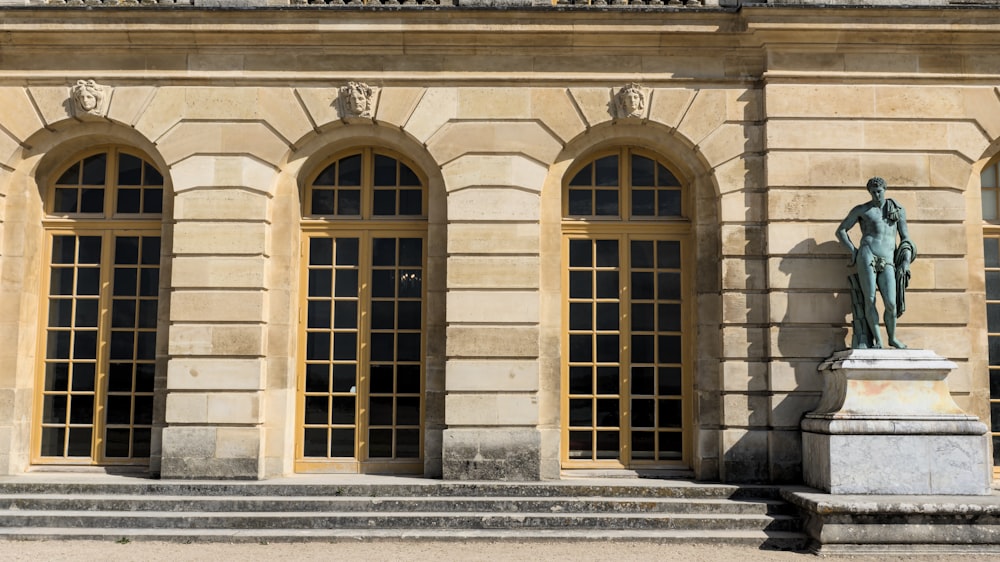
[561,147,691,468]
[35,147,164,465]
[982,159,1000,478]
[298,148,426,474]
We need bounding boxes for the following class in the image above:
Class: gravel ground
[0,540,998,562]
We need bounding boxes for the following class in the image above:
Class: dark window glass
[595,189,618,216]
[336,238,359,266]
[52,236,76,264]
[594,155,617,187]
[569,240,591,268]
[78,237,102,264]
[569,303,592,331]
[399,163,420,186]
[370,365,394,394]
[632,367,654,395]
[374,155,396,187]
[397,365,421,394]
[108,363,133,392]
[338,190,361,216]
[569,399,592,426]
[40,428,65,457]
[56,163,80,185]
[373,239,396,266]
[569,164,591,186]
[595,302,619,331]
[569,366,592,394]
[118,154,143,186]
[333,301,357,329]
[331,429,354,457]
[81,154,106,185]
[72,364,96,392]
[986,239,1000,268]
[144,163,163,186]
[596,367,618,394]
[104,428,131,458]
[331,397,355,425]
[658,241,681,269]
[568,190,591,215]
[369,429,393,458]
[658,190,682,217]
[303,428,328,457]
[312,190,335,215]
[338,154,362,186]
[80,188,104,213]
[45,363,69,392]
[143,188,163,214]
[305,364,329,393]
[332,365,356,393]
[632,156,655,186]
[67,428,92,457]
[632,190,655,216]
[115,237,139,265]
[373,190,396,215]
[106,395,132,425]
[595,240,618,268]
[399,190,422,215]
[54,188,77,213]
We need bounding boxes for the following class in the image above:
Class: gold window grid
[303,148,428,222]
[559,232,692,469]
[32,227,161,465]
[296,228,427,474]
[562,147,687,223]
[984,159,1000,479]
[46,147,164,221]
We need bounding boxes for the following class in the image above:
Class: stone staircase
[0,475,807,547]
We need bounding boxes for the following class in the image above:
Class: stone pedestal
[802,349,990,495]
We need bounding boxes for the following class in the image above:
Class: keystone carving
[70,79,110,118]
[611,82,648,119]
[338,81,379,119]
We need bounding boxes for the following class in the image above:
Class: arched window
[298,148,426,473]
[561,147,690,468]
[981,159,1000,478]
[36,147,164,464]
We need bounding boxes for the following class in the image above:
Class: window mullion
[356,233,372,462]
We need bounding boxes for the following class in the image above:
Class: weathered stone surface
[442,428,541,481]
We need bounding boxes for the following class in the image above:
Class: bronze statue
[835,177,916,349]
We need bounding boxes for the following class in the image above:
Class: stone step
[0,526,811,548]
[0,494,791,515]
[0,481,781,500]
[0,510,801,532]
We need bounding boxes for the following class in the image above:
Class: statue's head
[71,79,106,115]
[866,177,887,191]
[340,81,374,117]
[614,83,646,118]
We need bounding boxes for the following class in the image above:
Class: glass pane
[336,238,359,266]
[132,429,151,458]
[397,301,421,330]
[569,334,592,363]
[660,432,682,456]
[632,366,654,395]
[596,367,618,394]
[47,332,71,360]
[77,268,100,296]
[135,364,155,392]
[139,269,159,296]
[398,270,421,298]
[56,162,80,185]
[312,190,335,215]
[106,395,132,425]
[333,301,357,329]
[397,333,421,362]
[631,156,655,186]
[569,399,592,426]
[45,363,69,391]
[115,237,139,265]
[399,188,423,217]
[632,190,654,216]
[397,365,421,393]
[333,332,357,361]
[596,334,618,363]
[595,240,618,268]
[373,190,396,215]
[112,300,136,328]
[54,188,77,213]
[659,399,683,427]
[657,164,680,186]
[308,301,331,329]
[632,399,655,428]
[369,429,393,458]
[373,239,396,266]
[988,272,1000,299]
[303,428,327,457]
[632,335,654,363]
[78,237,102,264]
[108,363,133,392]
[41,427,65,457]
[569,431,592,457]
[314,164,336,186]
[50,269,74,296]
[374,155,397,186]
[659,303,682,332]
[596,271,619,299]
[372,270,395,298]
[141,238,161,266]
[110,332,134,360]
[80,188,104,213]
[331,397,355,425]
[983,165,998,189]
[632,303,654,331]
[308,269,331,298]
[370,365,394,394]
[104,429,130,458]
[52,236,76,264]
[397,397,420,425]
[67,428,92,457]
[658,241,681,268]
[370,397,394,425]
[595,431,619,459]
[69,395,94,424]
[632,272,654,300]
[569,164,591,186]
[112,269,137,296]
[331,429,354,457]
[569,366,592,394]
[632,432,654,458]
[989,304,1000,333]
[73,331,97,359]
[986,239,1000,268]
[399,238,422,266]
[399,163,420,186]
[144,163,164,186]
[596,401,618,428]
[136,333,155,360]
[304,396,328,424]
[338,155,361,186]
[595,190,618,216]
[81,154,106,185]
[569,240,591,267]
[396,429,420,458]
[305,364,329,393]
[568,190,591,215]
[334,270,358,298]
[594,156,618,187]
[658,272,682,300]
[306,332,330,360]
[143,189,163,214]
[337,190,361,216]
[986,193,1000,230]
[631,240,653,268]
[659,335,683,363]
[569,271,592,299]
[49,299,73,327]
[569,303,592,331]
[309,238,333,266]
[370,333,394,363]
[117,189,140,214]
[332,365,356,393]
[595,302,619,331]
[658,190,682,217]
[42,395,67,424]
[72,364,95,392]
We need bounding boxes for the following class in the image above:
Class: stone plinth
[802,349,990,495]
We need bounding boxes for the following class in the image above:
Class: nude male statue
[835,177,916,349]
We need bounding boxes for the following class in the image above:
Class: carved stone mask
[70,79,107,116]
[614,83,646,119]
[340,82,376,118]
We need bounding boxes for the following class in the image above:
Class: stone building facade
[0,0,998,483]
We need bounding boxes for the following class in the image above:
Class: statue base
[801,349,991,495]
